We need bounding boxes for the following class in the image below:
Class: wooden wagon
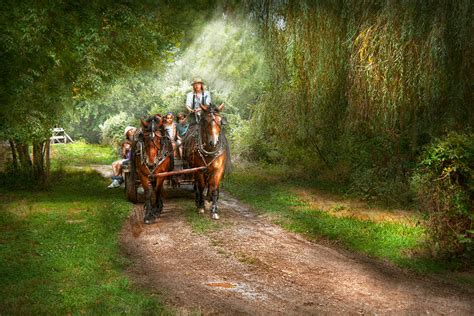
[122,157,206,203]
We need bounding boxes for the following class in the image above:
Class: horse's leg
[204,180,212,210]
[154,176,165,217]
[195,172,206,214]
[209,186,220,220]
[209,164,225,220]
[139,173,154,224]
[144,186,154,222]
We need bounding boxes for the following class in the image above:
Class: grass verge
[51,141,117,168]
[0,143,169,314]
[183,201,220,234]
[224,165,469,275]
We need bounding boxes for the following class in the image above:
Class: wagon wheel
[124,171,138,203]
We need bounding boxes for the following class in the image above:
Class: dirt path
[118,188,474,315]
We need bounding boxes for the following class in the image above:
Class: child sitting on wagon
[163,112,179,157]
[107,126,136,188]
[176,112,189,158]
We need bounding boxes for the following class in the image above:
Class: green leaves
[2,1,218,145]
[412,132,473,258]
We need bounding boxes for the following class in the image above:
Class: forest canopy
[0,0,219,176]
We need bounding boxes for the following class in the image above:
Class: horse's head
[140,114,163,131]
[140,114,163,163]
[200,103,224,148]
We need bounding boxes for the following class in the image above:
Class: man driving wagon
[186,78,211,125]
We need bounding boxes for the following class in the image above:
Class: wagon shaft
[157,166,207,178]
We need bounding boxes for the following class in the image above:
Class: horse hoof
[144,217,155,224]
[211,213,220,220]
[198,208,205,214]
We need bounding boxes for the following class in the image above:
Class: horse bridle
[207,110,221,125]
[196,110,225,165]
[139,118,170,179]
[147,119,162,151]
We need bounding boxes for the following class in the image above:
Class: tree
[0,0,217,181]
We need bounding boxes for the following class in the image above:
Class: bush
[99,112,136,145]
[224,111,278,164]
[412,132,473,259]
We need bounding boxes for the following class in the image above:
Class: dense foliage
[243,0,473,203]
[0,0,217,177]
[412,133,473,259]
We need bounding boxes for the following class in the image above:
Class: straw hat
[191,77,204,86]
[124,126,136,136]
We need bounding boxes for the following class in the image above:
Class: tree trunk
[32,140,51,184]
[16,143,32,171]
[9,140,50,183]
[8,140,18,170]
[32,141,45,178]
[45,141,51,178]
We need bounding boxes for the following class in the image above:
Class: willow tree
[244,0,473,198]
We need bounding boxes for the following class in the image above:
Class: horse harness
[135,125,172,181]
[188,112,226,169]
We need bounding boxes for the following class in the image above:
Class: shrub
[412,132,473,259]
[99,112,136,145]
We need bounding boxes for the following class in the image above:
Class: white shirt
[186,91,211,110]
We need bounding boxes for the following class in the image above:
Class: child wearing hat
[107,126,136,188]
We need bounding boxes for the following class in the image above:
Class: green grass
[0,143,169,314]
[51,141,117,168]
[183,201,220,234]
[224,165,465,274]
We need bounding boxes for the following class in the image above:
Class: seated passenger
[163,112,178,157]
[176,112,189,158]
[107,126,136,188]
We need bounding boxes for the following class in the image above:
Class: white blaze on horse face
[209,120,220,147]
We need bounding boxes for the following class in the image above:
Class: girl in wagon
[163,112,178,157]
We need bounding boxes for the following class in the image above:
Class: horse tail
[223,134,232,175]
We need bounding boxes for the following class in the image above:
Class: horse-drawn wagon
[122,156,205,203]
[122,103,229,224]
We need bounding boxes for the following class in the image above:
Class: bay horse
[183,103,230,219]
[132,114,174,224]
